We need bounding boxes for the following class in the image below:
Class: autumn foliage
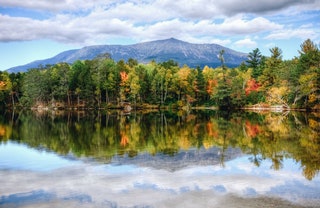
[245,79,260,95]
[206,79,217,95]
[120,71,128,85]
[0,81,6,89]
[245,120,261,138]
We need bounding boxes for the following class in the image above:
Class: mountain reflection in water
[0,110,319,207]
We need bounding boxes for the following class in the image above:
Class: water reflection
[1,142,319,208]
[0,110,319,180]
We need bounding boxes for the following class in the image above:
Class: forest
[0,39,319,110]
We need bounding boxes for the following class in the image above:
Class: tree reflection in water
[0,110,319,180]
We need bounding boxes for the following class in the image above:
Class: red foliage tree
[245,78,260,95]
[245,120,261,138]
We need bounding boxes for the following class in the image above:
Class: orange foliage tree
[119,71,129,102]
[245,78,260,95]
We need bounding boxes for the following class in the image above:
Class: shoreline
[3,105,319,112]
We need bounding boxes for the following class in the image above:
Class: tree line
[0,39,319,110]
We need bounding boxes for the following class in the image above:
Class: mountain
[7,38,248,73]
[110,147,243,171]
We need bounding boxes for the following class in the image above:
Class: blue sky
[0,0,319,71]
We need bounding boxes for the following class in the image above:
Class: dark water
[0,110,319,208]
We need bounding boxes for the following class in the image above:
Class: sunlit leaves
[0,72,13,106]
[0,72,12,91]
[299,39,318,55]
[245,79,260,95]
[120,71,129,84]
[266,84,290,107]
[299,71,318,101]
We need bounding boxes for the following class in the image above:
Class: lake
[0,110,319,208]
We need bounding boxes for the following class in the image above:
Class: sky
[0,0,320,71]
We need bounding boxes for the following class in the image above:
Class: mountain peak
[135,38,187,46]
[167,37,183,42]
[158,37,187,44]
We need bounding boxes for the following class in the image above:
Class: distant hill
[7,38,248,73]
[111,147,243,171]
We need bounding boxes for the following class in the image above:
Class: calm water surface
[0,110,319,208]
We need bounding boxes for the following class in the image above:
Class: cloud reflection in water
[0,142,320,208]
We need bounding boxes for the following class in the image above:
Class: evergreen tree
[246,48,262,78]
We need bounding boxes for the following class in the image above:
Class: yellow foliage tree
[266,82,290,107]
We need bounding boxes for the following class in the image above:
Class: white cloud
[265,42,276,48]
[219,16,283,34]
[187,37,232,46]
[234,38,258,48]
[101,1,172,23]
[215,0,318,15]
[0,11,284,45]
[0,13,140,44]
[0,0,113,12]
[265,28,319,40]
[141,17,282,42]
[2,0,319,19]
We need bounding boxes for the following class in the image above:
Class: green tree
[298,39,320,71]
[293,39,320,107]
[298,69,319,108]
[47,63,71,106]
[246,48,262,68]
[20,69,50,107]
[194,66,206,104]
[103,59,119,104]
[229,69,247,107]
[208,68,232,108]
[151,61,178,105]
[214,77,232,108]
[127,58,138,68]
[132,64,149,103]
[259,47,284,91]
[70,60,94,107]
[127,65,143,105]
[246,48,262,78]
[91,56,117,108]
[141,62,157,103]
[7,73,23,108]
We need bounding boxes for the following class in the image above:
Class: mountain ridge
[7,38,248,73]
